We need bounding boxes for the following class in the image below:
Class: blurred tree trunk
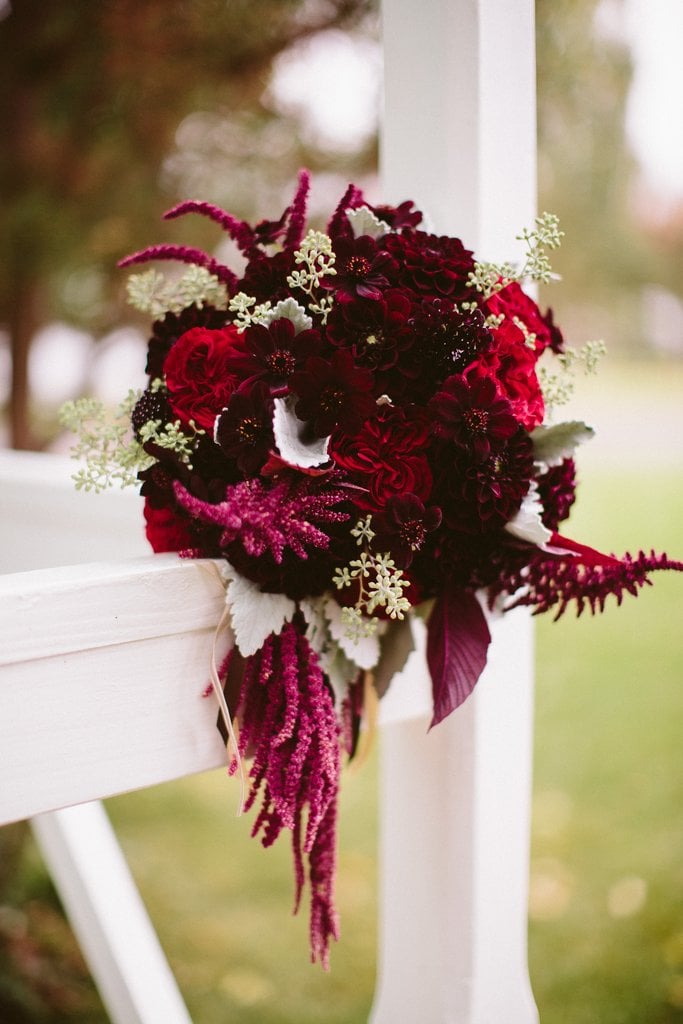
[9,279,41,450]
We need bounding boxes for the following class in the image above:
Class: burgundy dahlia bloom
[214,381,274,475]
[405,301,494,398]
[374,493,442,568]
[290,350,375,438]
[434,429,535,533]
[325,236,397,302]
[237,319,321,389]
[429,372,519,462]
[384,229,476,303]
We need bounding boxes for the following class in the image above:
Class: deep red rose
[143,500,196,553]
[484,282,561,355]
[331,404,433,510]
[163,325,245,430]
[473,319,545,430]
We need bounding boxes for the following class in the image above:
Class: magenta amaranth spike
[228,621,341,967]
[284,169,311,249]
[502,549,683,620]
[118,244,239,290]
[162,200,256,254]
[326,182,365,239]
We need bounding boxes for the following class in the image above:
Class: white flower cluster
[333,516,412,643]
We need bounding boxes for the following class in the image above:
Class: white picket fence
[0,1,539,1020]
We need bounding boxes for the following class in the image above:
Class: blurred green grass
[12,364,683,1022]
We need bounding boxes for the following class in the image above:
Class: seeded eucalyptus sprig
[467,211,565,299]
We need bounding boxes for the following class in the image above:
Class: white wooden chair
[0,2,539,1020]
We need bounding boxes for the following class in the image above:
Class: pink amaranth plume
[229,620,341,967]
[500,549,683,620]
[284,169,311,249]
[326,182,365,239]
[162,200,256,254]
[173,476,349,564]
[117,244,239,290]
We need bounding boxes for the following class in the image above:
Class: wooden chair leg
[31,801,193,1024]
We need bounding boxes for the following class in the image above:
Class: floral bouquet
[61,171,682,966]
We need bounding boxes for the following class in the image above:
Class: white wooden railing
[0,2,538,1020]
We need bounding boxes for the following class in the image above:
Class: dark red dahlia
[433,427,535,534]
[325,235,397,302]
[405,301,494,396]
[383,229,476,303]
[325,289,413,378]
[214,381,274,475]
[536,457,577,531]
[373,493,442,568]
[290,350,375,438]
[239,249,296,305]
[237,319,321,389]
[429,372,519,462]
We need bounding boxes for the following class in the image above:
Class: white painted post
[372,2,538,1022]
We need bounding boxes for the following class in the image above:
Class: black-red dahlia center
[463,407,490,437]
[400,518,428,551]
[345,255,371,278]
[267,349,297,378]
[238,417,263,445]
[320,387,345,414]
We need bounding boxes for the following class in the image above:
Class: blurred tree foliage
[0,0,376,448]
[536,0,640,291]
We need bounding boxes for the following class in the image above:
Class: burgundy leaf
[426,588,491,728]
